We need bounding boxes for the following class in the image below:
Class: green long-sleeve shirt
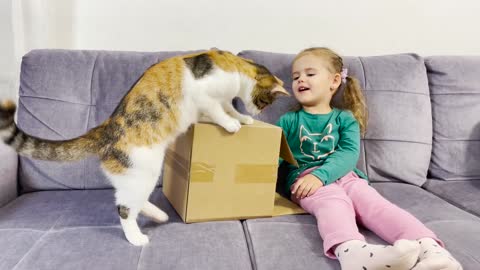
[276,108,368,195]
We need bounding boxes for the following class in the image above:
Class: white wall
[0,0,14,99]
[2,0,480,98]
[0,0,74,99]
[72,0,480,56]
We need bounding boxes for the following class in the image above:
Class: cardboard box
[163,120,305,223]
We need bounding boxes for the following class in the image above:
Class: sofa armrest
[0,143,18,207]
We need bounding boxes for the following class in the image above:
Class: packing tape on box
[189,162,278,183]
[235,164,277,183]
[191,162,216,182]
[165,149,190,176]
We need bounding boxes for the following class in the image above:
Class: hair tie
[341,68,348,83]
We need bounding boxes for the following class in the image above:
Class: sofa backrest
[425,56,480,181]
[16,49,439,191]
[239,50,433,186]
[17,49,198,192]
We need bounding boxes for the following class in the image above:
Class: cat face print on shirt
[299,124,335,160]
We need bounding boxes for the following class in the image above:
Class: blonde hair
[293,47,368,135]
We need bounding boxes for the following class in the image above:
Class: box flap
[280,132,298,167]
[272,193,306,216]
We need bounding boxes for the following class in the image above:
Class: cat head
[208,50,290,115]
[248,60,290,114]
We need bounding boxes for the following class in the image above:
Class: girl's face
[291,54,341,108]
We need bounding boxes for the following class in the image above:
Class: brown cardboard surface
[280,133,299,167]
[163,120,303,223]
[273,193,306,216]
[163,128,193,220]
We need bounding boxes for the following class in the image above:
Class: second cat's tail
[0,100,99,161]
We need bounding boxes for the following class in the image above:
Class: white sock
[412,238,462,270]
[335,239,420,270]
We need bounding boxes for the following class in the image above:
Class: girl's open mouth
[298,86,310,92]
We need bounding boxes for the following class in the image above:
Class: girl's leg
[340,173,462,269]
[295,182,365,258]
[339,173,440,244]
[295,178,421,270]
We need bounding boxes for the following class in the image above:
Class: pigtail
[341,76,368,135]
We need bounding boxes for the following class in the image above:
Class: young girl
[276,47,462,270]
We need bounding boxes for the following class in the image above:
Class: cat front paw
[223,119,241,133]
[239,116,254,125]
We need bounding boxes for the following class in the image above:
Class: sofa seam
[18,95,92,105]
[431,92,480,96]
[0,228,45,233]
[362,138,432,145]
[433,138,480,142]
[361,139,368,179]
[358,57,367,92]
[136,242,145,270]
[423,218,480,226]
[242,221,257,270]
[22,159,75,190]
[18,99,66,139]
[364,89,430,96]
[358,57,370,180]
[11,215,63,270]
[421,186,480,221]
[49,225,121,232]
[246,220,317,227]
[84,53,98,190]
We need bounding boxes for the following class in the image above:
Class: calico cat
[0,49,289,246]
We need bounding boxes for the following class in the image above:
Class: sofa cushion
[17,49,200,192]
[0,230,44,270]
[244,182,480,270]
[423,179,480,217]
[0,189,253,270]
[425,56,480,181]
[238,51,432,186]
[0,143,17,207]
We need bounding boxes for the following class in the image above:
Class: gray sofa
[0,49,479,270]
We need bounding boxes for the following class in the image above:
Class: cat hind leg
[110,171,158,246]
[141,201,169,223]
[116,204,149,246]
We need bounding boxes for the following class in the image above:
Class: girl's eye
[293,77,299,81]
[307,74,315,77]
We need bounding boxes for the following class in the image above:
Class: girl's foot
[336,239,420,270]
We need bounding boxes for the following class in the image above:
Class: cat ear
[274,76,284,86]
[326,123,333,134]
[299,125,309,141]
[271,85,290,97]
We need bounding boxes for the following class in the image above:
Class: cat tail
[0,100,99,161]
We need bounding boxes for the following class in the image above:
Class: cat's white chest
[177,67,241,129]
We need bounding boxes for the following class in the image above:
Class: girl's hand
[291,174,324,200]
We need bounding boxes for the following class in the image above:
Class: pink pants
[293,169,442,259]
